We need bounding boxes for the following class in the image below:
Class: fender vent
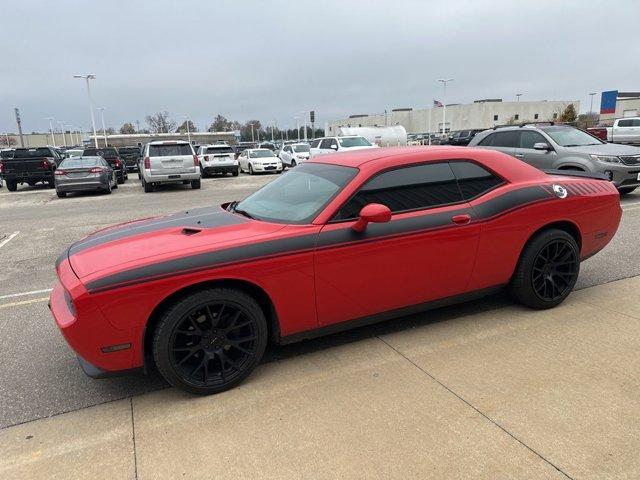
[181,227,202,235]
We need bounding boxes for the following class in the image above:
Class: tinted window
[83,148,118,159]
[13,148,54,158]
[310,139,321,148]
[59,157,100,168]
[320,139,333,149]
[206,147,233,154]
[148,144,193,156]
[335,162,462,220]
[450,162,503,200]
[338,136,371,147]
[478,131,519,148]
[519,131,547,149]
[618,119,633,127]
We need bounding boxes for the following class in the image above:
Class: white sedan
[279,143,310,167]
[238,148,283,175]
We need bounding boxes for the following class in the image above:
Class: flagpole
[428,106,432,145]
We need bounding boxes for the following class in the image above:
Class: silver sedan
[54,156,117,198]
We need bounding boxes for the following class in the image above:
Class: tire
[56,191,67,198]
[232,168,239,177]
[152,288,268,395]
[104,181,112,195]
[47,180,55,189]
[191,179,201,189]
[200,164,207,178]
[112,174,118,189]
[509,228,580,310]
[248,163,254,175]
[618,187,637,195]
[143,178,153,193]
[6,180,17,192]
[117,173,125,185]
[290,159,297,167]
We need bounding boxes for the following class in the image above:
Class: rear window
[206,147,233,154]
[59,157,101,168]
[84,148,118,159]
[13,148,53,158]
[149,144,193,156]
[119,148,139,155]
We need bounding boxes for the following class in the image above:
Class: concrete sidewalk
[2,276,640,479]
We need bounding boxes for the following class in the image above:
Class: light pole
[516,93,523,102]
[299,111,309,142]
[45,118,56,147]
[184,116,192,144]
[58,121,67,147]
[437,78,454,137]
[249,122,256,143]
[295,117,300,141]
[73,74,99,147]
[97,107,108,147]
[589,92,597,115]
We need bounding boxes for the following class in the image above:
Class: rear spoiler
[542,169,609,181]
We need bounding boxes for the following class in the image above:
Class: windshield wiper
[228,201,256,220]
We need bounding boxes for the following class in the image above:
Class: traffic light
[310,110,315,123]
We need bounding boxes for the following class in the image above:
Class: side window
[479,131,519,148]
[329,139,338,149]
[519,131,547,149]
[450,162,503,200]
[320,139,333,149]
[310,139,321,148]
[618,119,633,127]
[335,162,463,220]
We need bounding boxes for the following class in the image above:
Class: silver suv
[140,141,201,193]
[469,124,640,194]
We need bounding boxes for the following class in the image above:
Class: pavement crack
[376,336,575,480]
[130,397,139,480]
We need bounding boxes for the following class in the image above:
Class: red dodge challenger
[50,147,621,394]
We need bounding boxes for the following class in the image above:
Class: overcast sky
[1,0,639,134]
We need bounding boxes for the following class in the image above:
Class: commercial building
[599,90,640,124]
[87,132,237,148]
[326,99,580,136]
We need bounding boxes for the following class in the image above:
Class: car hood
[564,143,640,155]
[65,207,286,281]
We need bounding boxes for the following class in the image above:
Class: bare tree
[0,136,17,147]
[120,122,135,134]
[145,111,177,133]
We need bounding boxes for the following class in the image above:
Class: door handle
[514,153,524,158]
[452,214,471,225]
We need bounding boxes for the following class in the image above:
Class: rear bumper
[202,165,238,174]
[56,180,106,192]
[5,172,53,182]
[142,170,200,183]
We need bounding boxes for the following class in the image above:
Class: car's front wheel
[152,288,268,395]
[248,163,254,175]
[509,228,579,309]
[618,187,637,195]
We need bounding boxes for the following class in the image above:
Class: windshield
[249,150,275,158]
[292,144,310,153]
[60,157,100,168]
[338,136,372,148]
[207,147,233,154]
[541,126,603,147]
[234,163,357,223]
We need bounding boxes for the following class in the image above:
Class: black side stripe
[84,186,552,293]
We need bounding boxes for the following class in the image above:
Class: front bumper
[604,166,640,188]
[252,163,282,172]
[202,164,238,174]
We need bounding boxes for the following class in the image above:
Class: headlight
[591,154,622,164]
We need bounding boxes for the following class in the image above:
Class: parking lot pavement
[0,178,639,431]
[3,275,640,479]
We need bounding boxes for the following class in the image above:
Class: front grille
[619,155,640,166]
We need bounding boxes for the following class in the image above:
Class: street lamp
[516,93,523,102]
[73,74,99,147]
[299,111,309,142]
[44,117,56,147]
[437,78,454,137]
[294,117,301,142]
[184,116,192,144]
[58,121,67,147]
[97,107,108,147]
[589,92,597,115]
[249,122,256,143]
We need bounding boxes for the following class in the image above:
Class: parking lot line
[0,289,53,300]
[0,231,19,250]
[0,297,50,309]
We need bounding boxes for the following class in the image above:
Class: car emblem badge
[552,184,568,199]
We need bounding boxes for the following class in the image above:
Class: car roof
[202,143,231,148]
[147,140,190,145]
[247,148,273,152]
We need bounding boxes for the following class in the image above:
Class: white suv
[140,141,201,193]
[197,144,239,177]
[309,136,378,157]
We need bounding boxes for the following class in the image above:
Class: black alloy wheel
[509,228,579,309]
[153,288,267,395]
[531,239,577,302]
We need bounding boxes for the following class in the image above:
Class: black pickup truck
[0,147,62,191]
[117,146,142,172]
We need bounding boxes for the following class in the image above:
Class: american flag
[433,100,444,107]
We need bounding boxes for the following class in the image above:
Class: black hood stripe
[70,207,248,256]
[84,186,552,293]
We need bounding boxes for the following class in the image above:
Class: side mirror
[352,203,392,232]
[330,144,338,150]
[533,142,551,151]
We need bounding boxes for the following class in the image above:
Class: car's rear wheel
[104,181,112,195]
[142,178,153,193]
[509,229,579,309]
[153,288,268,395]
[248,163,254,175]
[6,180,17,192]
[112,174,118,189]
[233,168,239,177]
[618,187,637,195]
[191,179,201,189]
[56,191,66,198]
